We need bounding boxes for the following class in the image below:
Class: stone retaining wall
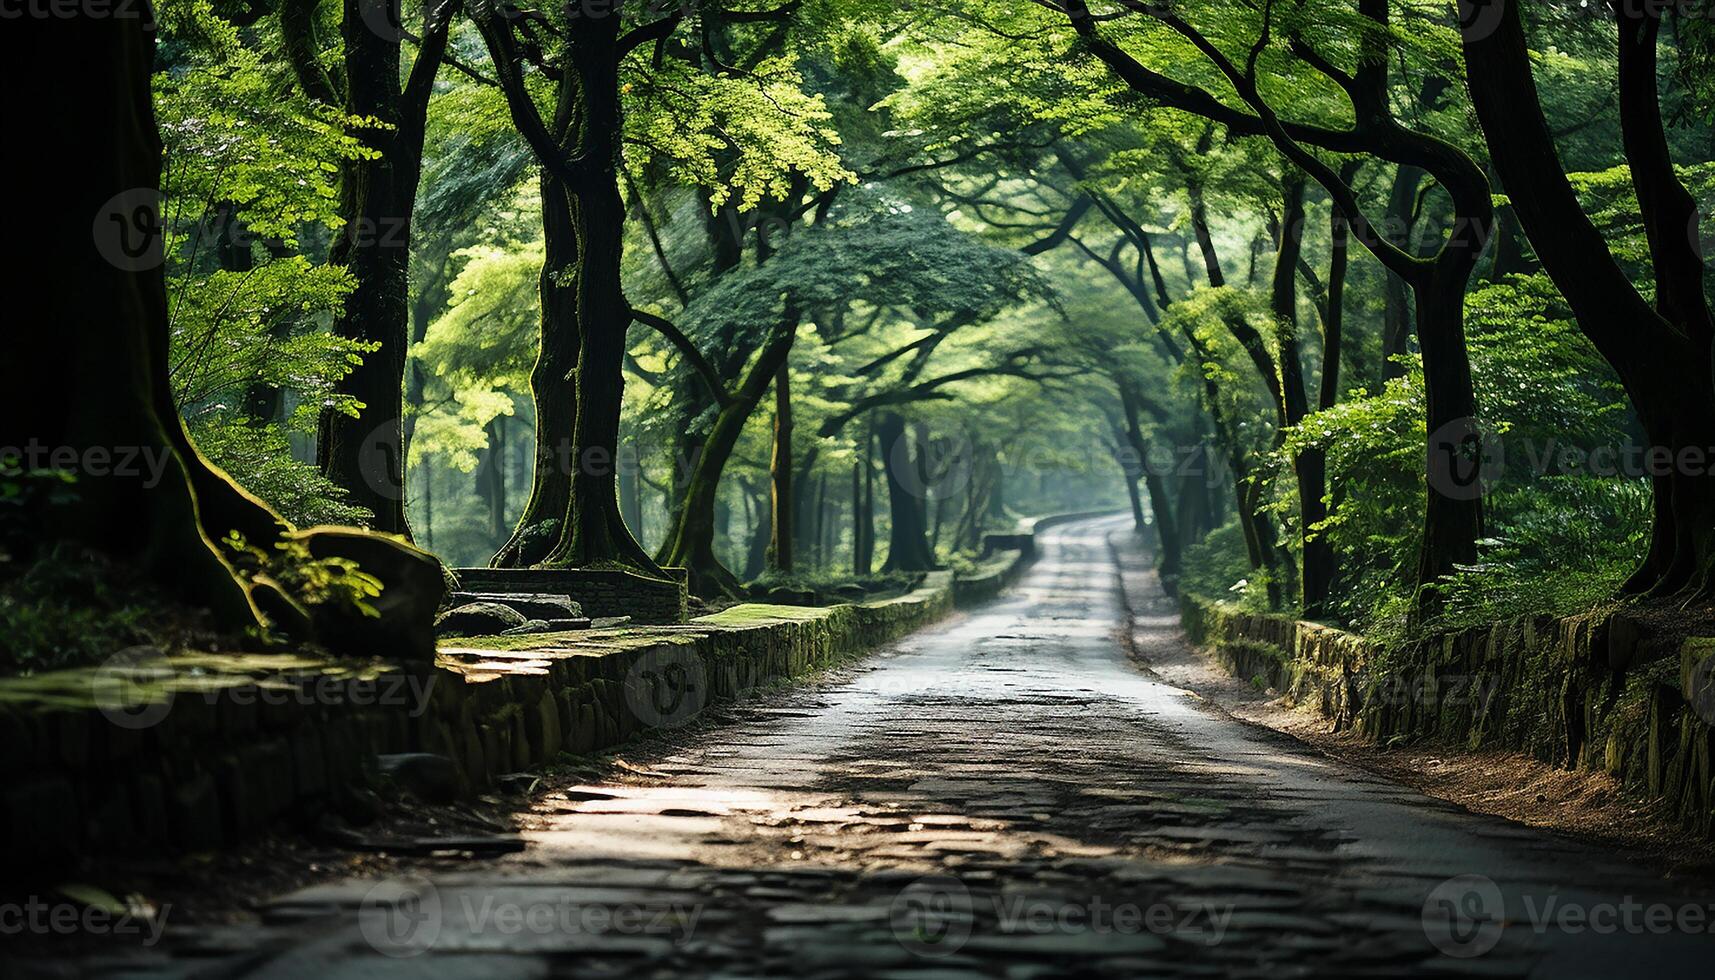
[0,575,955,871]
[1180,595,1715,837]
[953,551,1026,607]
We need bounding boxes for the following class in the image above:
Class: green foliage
[683,197,1054,347]
[154,11,381,532]
[1179,521,1263,605]
[410,242,542,471]
[628,53,856,212]
[0,547,165,676]
[223,532,384,621]
[188,423,370,527]
[1283,275,1644,639]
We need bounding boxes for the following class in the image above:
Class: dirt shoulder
[1107,529,1715,881]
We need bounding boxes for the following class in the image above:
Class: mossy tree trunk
[493,174,579,567]
[11,11,441,656]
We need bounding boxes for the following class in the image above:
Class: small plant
[223,532,385,620]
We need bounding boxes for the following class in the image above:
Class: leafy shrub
[1179,520,1272,608]
[191,422,370,528]
[1282,275,1646,640]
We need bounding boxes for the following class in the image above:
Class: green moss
[698,603,836,627]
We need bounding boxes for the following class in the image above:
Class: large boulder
[437,602,528,636]
[292,527,445,662]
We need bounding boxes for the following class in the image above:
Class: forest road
[70,517,1715,978]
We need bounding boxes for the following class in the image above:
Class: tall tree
[283,0,456,535]
[1462,0,1715,597]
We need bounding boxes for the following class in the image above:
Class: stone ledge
[954,550,1027,608]
[1180,594,1715,838]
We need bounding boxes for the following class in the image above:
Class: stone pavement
[54,518,1715,977]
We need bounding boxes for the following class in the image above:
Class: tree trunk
[476,415,507,543]
[855,424,876,576]
[1379,165,1424,383]
[11,12,440,654]
[421,458,434,552]
[657,315,798,595]
[619,449,643,546]
[1271,173,1334,615]
[315,0,448,537]
[542,53,658,571]
[11,14,265,629]
[879,412,938,571]
[1122,464,1146,530]
[1412,264,1484,603]
[1462,0,1715,597]
[1142,470,1182,589]
[767,364,794,573]
[744,479,771,581]
[493,174,578,567]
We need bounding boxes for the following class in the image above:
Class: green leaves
[626,51,855,212]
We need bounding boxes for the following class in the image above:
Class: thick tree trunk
[493,175,579,567]
[1462,0,1715,597]
[1412,264,1484,602]
[11,11,440,656]
[11,14,264,629]
[878,412,939,571]
[543,74,658,571]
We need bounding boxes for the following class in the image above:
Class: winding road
[72,517,1715,977]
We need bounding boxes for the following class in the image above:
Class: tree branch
[631,308,735,407]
